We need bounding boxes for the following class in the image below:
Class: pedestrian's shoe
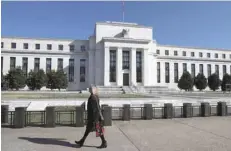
[97,141,107,149]
[75,139,84,147]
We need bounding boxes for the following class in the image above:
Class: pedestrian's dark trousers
[81,124,106,142]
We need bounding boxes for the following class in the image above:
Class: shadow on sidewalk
[18,137,98,148]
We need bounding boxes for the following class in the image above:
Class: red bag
[95,122,104,137]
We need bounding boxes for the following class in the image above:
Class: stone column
[142,49,149,86]
[116,47,123,86]
[104,47,110,86]
[123,104,130,121]
[102,106,112,126]
[201,102,210,117]
[14,107,26,128]
[164,103,173,119]
[1,105,9,124]
[217,102,227,116]
[143,104,153,120]
[183,103,192,118]
[76,106,85,127]
[46,107,56,128]
[130,48,137,86]
[88,50,95,86]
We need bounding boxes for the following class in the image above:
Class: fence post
[102,105,112,126]
[123,104,130,121]
[164,103,173,119]
[183,103,192,118]
[76,106,84,127]
[143,104,153,120]
[1,105,9,124]
[14,107,26,128]
[46,106,56,128]
[217,102,227,116]
[201,102,210,117]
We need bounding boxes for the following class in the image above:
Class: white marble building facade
[1,21,231,90]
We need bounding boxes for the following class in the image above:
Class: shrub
[178,71,194,91]
[221,74,231,92]
[194,73,207,91]
[6,67,26,90]
[208,73,221,91]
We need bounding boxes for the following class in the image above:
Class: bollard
[164,103,173,119]
[123,104,130,121]
[102,106,112,126]
[143,104,153,120]
[76,106,85,127]
[183,103,192,118]
[217,102,227,116]
[1,105,9,124]
[14,107,26,128]
[201,102,210,117]
[46,106,56,128]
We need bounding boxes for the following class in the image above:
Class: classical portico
[102,38,151,86]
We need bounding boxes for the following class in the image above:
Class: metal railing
[3,105,231,127]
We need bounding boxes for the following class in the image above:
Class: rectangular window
[191,64,195,78]
[110,50,116,82]
[156,49,160,54]
[46,58,52,73]
[136,51,142,83]
[11,43,16,49]
[81,45,86,51]
[69,45,75,52]
[182,51,186,56]
[230,54,231,59]
[165,62,169,83]
[222,54,226,59]
[165,50,169,55]
[34,58,40,72]
[183,63,187,72]
[207,64,211,77]
[10,57,16,70]
[174,51,178,56]
[22,57,28,77]
[174,63,178,83]
[191,52,195,57]
[69,59,74,82]
[207,53,210,58]
[47,44,52,50]
[35,44,40,50]
[223,65,227,75]
[1,57,3,73]
[157,62,160,83]
[215,65,219,77]
[122,51,130,70]
[199,64,203,74]
[215,53,218,58]
[59,45,63,50]
[80,59,86,82]
[57,58,63,71]
[199,52,203,57]
[1,42,3,48]
[23,43,28,49]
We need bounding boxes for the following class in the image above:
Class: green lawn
[1,92,153,99]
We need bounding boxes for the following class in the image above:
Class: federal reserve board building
[1,21,231,91]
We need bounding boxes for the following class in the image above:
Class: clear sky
[2,1,231,49]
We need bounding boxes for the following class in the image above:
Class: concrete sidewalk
[2,117,231,151]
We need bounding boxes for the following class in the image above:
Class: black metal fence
[3,105,231,127]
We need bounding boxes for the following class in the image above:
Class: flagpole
[122,1,124,22]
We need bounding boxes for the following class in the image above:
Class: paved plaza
[2,116,231,151]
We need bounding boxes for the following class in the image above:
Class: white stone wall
[1,21,231,91]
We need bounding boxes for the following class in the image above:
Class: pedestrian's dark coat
[86,94,101,130]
